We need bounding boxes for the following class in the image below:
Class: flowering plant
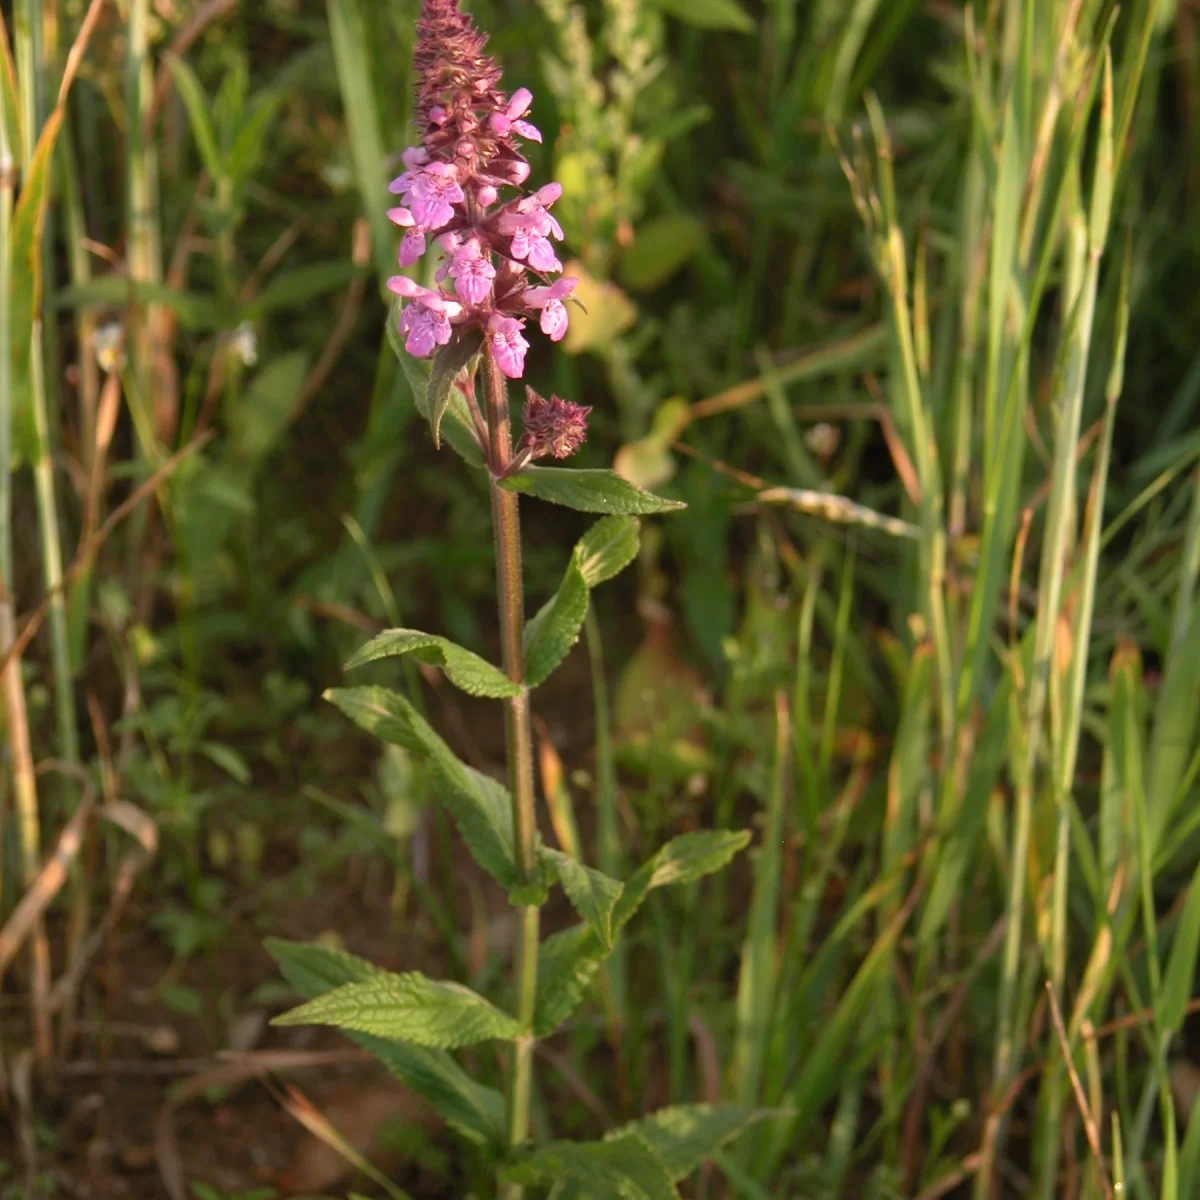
[267,3,757,1195]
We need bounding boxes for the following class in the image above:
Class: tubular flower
[386,0,574,380]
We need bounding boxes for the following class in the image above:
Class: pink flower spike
[489,314,529,379]
[398,228,426,266]
[387,206,414,227]
[539,299,568,341]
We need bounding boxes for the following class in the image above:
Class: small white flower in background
[91,321,126,373]
[229,320,258,367]
[804,421,841,464]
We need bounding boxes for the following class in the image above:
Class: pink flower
[524,277,577,307]
[448,243,496,305]
[538,300,568,340]
[400,303,452,357]
[489,88,542,142]
[407,163,464,230]
[387,206,414,227]
[386,276,463,315]
[488,313,529,379]
[398,228,427,266]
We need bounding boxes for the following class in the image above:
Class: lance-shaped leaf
[346,628,519,698]
[617,1105,777,1180]
[388,302,484,468]
[427,327,483,449]
[541,848,623,948]
[506,1132,678,1200]
[0,15,21,159]
[265,939,505,1146]
[534,829,750,1035]
[525,516,640,686]
[326,686,515,886]
[272,969,522,1048]
[500,467,686,515]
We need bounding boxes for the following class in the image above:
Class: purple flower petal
[540,299,568,341]
[526,236,562,273]
[489,314,529,379]
[398,228,426,266]
[512,119,541,142]
[387,206,415,227]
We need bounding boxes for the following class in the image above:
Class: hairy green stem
[483,346,539,1188]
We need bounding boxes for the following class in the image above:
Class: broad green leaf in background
[614,398,691,490]
[541,847,623,948]
[501,467,685,515]
[164,55,224,181]
[618,1105,777,1180]
[265,939,506,1146]
[427,328,483,449]
[272,970,522,1047]
[54,277,226,330]
[346,628,519,697]
[247,261,365,316]
[619,215,705,293]
[647,0,753,33]
[525,516,640,685]
[325,686,515,886]
[508,1132,679,1200]
[229,352,310,468]
[560,260,637,355]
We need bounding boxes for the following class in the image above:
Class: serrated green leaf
[501,467,685,515]
[534,831,748,1034]
[509,1132,679,1200]
[646,829,751,889]
[346,628,519,698]
[541,848,623,948]
[525,516,640,686]
[617,1105,776,1180]
[165,55,225,181]
[388,301,484,467]
[534,924,607,1037]
[272,971,522,1047]
[647,0,752,32]
[427,328,483,448]
[619,215,705,293]
[265,939,505,1146]
[325,686,515,886]
[9,109,65,466]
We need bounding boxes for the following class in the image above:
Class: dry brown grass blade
[152,1049,370,1200]
[0,792,94,980]
[48,799,158,1015]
